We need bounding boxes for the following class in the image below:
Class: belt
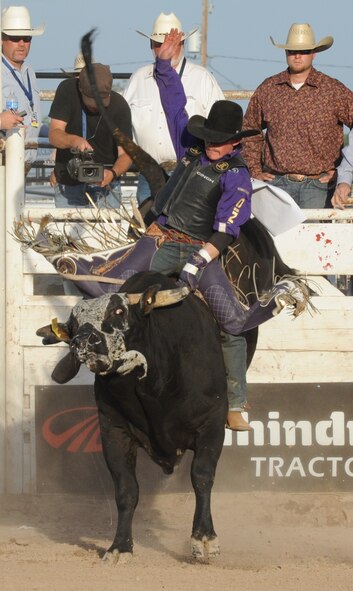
[146,222,204,245]
[274,171,335,182]
[286,173,323,182]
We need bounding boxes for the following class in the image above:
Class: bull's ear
[140,284,161,315]
[36,318,71,344]
[51,352,81,384]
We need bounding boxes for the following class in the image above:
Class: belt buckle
[287,173,306,182]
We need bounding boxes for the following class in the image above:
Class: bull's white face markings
[71,294,148,378]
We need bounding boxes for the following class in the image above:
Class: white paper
[250,179,306,236]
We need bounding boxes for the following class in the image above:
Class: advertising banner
[35,383,353,494]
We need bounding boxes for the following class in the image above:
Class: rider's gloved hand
[179,248,212,291]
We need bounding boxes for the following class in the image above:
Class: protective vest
[153,147,247,241]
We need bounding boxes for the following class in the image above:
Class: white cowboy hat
[270,23,333,53]
[60,53,96,76]
[2,5,44,36]
[136,12,197,43]
[73,53,86,72]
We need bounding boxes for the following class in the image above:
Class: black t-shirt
[49,77,132,185]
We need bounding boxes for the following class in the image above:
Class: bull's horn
[127,286,189,307]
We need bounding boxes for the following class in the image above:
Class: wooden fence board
[248,350,353,383]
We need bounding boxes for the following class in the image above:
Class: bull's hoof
[191,536,220,560]
[102,549,133,565]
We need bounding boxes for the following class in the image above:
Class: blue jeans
[136,172,172,206]
[220,332,247,410]
[54,181,122,208]
[136,174,151,206]
[269,175,336,209]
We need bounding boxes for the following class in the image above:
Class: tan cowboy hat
[270,23,333,53]
[2,6,44,36]
[136,12,197,43]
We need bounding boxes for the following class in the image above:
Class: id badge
[30,111,39,127]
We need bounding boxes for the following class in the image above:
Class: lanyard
[178,57,186,79]
[81,109,87,138]
[2,57,34,109]
[81,109,102,141]
[153,57,187,81]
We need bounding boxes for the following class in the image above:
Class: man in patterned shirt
[243,23,353,208]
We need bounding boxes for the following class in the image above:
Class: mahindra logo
[42,406,102,452]
[233,411,353,447]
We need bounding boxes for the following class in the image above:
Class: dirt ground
[1,491,353,591]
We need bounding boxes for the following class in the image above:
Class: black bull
[37,225,294,561]
[38,272,229,561]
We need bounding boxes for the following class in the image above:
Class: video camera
[66,149,104,183]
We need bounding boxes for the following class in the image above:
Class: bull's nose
[88,333,102,345]
[71,331,102,349]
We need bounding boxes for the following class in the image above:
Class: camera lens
[83,167,96,177]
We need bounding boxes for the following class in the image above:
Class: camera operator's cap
[136,12,197,43]
[2,6,45,36]
[270,23,333,53]
[79,63,113,110]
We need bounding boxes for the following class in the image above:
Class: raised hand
[158,28,184,61]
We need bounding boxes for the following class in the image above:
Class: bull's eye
[115,308,124,315]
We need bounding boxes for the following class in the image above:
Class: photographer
[49,63,132,208]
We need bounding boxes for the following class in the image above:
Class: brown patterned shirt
[242,67,353,177]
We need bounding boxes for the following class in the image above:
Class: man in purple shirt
[53,30,311,431]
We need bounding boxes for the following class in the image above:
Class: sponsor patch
[188,146,202,156]
[214,161,229,172]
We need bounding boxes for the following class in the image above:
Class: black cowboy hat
[187,100,259,143]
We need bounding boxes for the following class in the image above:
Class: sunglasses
[3,34,32,43]
[286,49,313,56]
[150,39,184,49]
[150,40,162,49]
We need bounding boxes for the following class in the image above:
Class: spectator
[332,128,353,209]
[49,63,132,208]
[243,23,353,208]
[1,5,44,171]
[50,53,93,188]
[123,12,224,210]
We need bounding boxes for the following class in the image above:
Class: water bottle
[5,91,19,111]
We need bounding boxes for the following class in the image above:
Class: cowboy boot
[226,410,253,431]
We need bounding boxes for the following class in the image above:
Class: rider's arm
[199,167,253,260]
[154,56,195,160]
[212,167,252,242]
